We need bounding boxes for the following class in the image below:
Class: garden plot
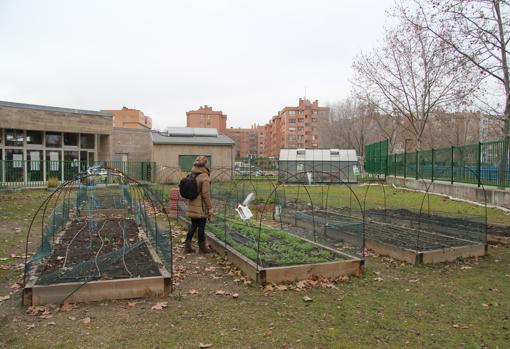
[181,214,363,284]
[24,183,171,306]
[364,208,508,245]
[281,209,487,264]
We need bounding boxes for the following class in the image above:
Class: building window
[297,135,304,141]
[64,133,79,146]
[26,131,43,145]
[312,118,318,122]
[5,129,24,147]
[312,135,319,141]
[298,118,304,123]
[80,134,95,149]
[288,111,296,115]
[299,110,304,114]
[6,148,23,162]
[289,135,295,141]
[288,127,296,132]
[298,127,304,131]
[288,118,296,123]
[313,110,318,114]
[46,132,62,148]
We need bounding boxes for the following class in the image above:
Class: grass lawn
[0,188,509,348]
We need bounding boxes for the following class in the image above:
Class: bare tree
[400,0,509,186]
[352,11,481,151]
[400,0,510,137]
[319,97,381,155]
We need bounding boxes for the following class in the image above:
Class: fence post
[431,148,434,182]
[478,142,482,187]
[404,151,407,178]
[450,146,454,184]
[415,150,419,180]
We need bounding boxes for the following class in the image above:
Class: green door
[178,155,212,171]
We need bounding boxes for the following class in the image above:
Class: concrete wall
[153,143,234,182]
[386,176,510,209]
[0,105,112,134]
[112,127,152,161]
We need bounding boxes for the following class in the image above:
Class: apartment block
[262,98,329,157]
[102,106,152,129]
[186,105,227,133]
[224,124,261,158]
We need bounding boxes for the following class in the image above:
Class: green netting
[25,170,173,296]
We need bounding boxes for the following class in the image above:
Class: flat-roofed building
[186,105,227,133]
[102,106,152,129]
[152,127,234,182]
[0,100,113,185]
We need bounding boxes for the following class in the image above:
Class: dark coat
[186,165,212,219]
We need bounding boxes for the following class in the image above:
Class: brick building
[102,106,152,129]
[262,98,329,157]
[186,105,227,133]
[224,124,261,158]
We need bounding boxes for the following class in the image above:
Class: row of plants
[207,214,345,267]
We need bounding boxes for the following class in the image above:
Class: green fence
[0,160,156,188]
[364,139,389,175]
[365,138,510,188]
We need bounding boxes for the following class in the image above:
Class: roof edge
[0,100,112,117]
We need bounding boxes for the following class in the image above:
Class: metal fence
[364,138,510,188]
[364,139,388,175]
[0,160,156,188]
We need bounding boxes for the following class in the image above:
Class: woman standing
[184,155,213,253]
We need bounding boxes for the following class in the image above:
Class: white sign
[30,152,40,171]
[235,204,253,221]
[49,152,59,171]
[352,165,360,176]
[13,154,23,168]
[306,172,313,185]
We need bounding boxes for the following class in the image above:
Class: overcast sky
[0,0,395,129]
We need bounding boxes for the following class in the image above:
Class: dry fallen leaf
[151,302,168,310]
[81,317,91,325]
[232,293,239,299]
[127,301,139,307]
[215,290,226,296]
[264,330,273,337]
[47,321,56,326]
[0,295,10,302]
[60,303,79,312]
[199,343,213,348]
[68,316,76,321]
[26,324,36,330]
[303,296,313,302]
[9,282,22,290]
[263,284,274,292]
[189,289,199,295]
[275,285,288,291]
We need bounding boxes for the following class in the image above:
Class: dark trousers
[186,218,207,242]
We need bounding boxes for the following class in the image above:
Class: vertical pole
[394,153,397,177]
[415,150,419,180]
[451,146,454,184]
[431,148,435,182]
[404,150,407,178]
[478,142,482,187]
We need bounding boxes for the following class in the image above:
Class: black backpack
[179,173,199,200]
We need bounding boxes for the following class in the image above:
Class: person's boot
[184,240,195,253]
[198,240,210,254]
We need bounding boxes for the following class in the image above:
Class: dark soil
[286,209,482,251]
[35,218,161,285]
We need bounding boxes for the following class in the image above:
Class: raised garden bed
[180,215,363,284]
[281,210,487,264]
[24,202,171,305]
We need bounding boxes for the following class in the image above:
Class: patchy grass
[0,189,509,348]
